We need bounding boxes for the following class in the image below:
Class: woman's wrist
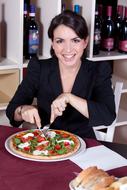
[14,106,24,121]
[65,93,71,104]
[17,106,23,115]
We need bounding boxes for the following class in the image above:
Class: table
[0,126,127,190]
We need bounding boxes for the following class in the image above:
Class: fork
[41,124,50,136]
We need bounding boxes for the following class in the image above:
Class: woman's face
[52,24,88,67]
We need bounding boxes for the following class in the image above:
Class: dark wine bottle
[93,6,102,55]
[74,4,81,14]
[101,6,115,51]
[62,3,66,12]
[25,4,39,59]
[118,7,127,53]
[23,3,28,57]
[98,4,103,25]
[115,5,123,48]
[24,0,30,12]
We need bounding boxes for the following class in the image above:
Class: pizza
[8,129,81,160]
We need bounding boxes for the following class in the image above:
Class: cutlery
[41,124,50,136]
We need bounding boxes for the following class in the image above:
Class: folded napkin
[70,145,127,171]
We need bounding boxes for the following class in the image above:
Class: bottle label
[94,29,101,45]
[102,38,114,50]
[119,40,127,52]
[28,29,39,54]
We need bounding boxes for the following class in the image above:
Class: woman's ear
[84,36,89,49]
[51,41,54,50]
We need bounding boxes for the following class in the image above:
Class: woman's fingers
[50,104,55,124]
[50,93,69,123]
[21,106,41,129]
[34,112,42,129]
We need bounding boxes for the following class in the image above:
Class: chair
[93,81,124,142]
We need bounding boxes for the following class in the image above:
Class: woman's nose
[64,42,73,52]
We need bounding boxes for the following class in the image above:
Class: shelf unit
[0,0,127,128]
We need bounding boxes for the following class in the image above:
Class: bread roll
[72,166,98,187]
[110,177,127,190]
[72,166,116,190]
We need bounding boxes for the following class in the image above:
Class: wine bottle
[115,5,123,48]
[24,0,30,12]
[98,4,103,26]
[93,6,102,55]
[23,3,28,57]
[25,4,39,59]
[118,7,127,53]
[62,3,66,12]
[101,6,115,51]
[74,4,81,14]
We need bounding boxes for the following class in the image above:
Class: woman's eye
[56,39,63,44]
[72,38,81,43]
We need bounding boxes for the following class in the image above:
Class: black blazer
[6,57,116,138]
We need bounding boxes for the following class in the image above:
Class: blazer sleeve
[6,57,41,127]
[87,62,116,127]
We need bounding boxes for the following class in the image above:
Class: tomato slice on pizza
[9,129,81,160]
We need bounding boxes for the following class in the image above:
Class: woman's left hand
[50,93,70,123]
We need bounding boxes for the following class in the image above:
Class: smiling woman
[6,10,116,139]
[52,24,88,67]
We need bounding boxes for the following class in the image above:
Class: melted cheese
[18,142,30,149]
[23,133,34,138]
[56,139,74,145]
[40,133,45,137]
[38,141,49,146]
[33,150,49,156]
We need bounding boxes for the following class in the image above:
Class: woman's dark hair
[48,10,89,57]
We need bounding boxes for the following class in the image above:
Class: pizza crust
[9,130,81,160]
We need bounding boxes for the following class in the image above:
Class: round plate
[69,180,75,190]
[5,130,86,162]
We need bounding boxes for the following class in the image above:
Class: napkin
[70,145,127,171]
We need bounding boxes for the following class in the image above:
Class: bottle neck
[117,5,123,17]
[124,7,127,19]
[98,4,103,17]
[106,6,112,17]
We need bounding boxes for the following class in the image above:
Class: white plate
[5,130,86,162]
[69,180,83,190]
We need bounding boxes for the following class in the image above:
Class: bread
[72,166,116,190]
[110,177,127,190]
[72,166,98,187]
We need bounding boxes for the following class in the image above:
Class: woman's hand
[15,105,41,129]
[50,93,89,124]
[50,93,70,123]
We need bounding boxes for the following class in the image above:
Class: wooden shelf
[88,50,127,61]
[0,58,19,70]
[0,91,10,107]
[0,69,19,109]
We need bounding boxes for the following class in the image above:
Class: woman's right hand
[15,105,41,129]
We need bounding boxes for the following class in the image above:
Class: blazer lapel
[49,59,63,97]
[71,60,89,97]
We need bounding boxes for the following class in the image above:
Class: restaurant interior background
[0,0,127,144]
